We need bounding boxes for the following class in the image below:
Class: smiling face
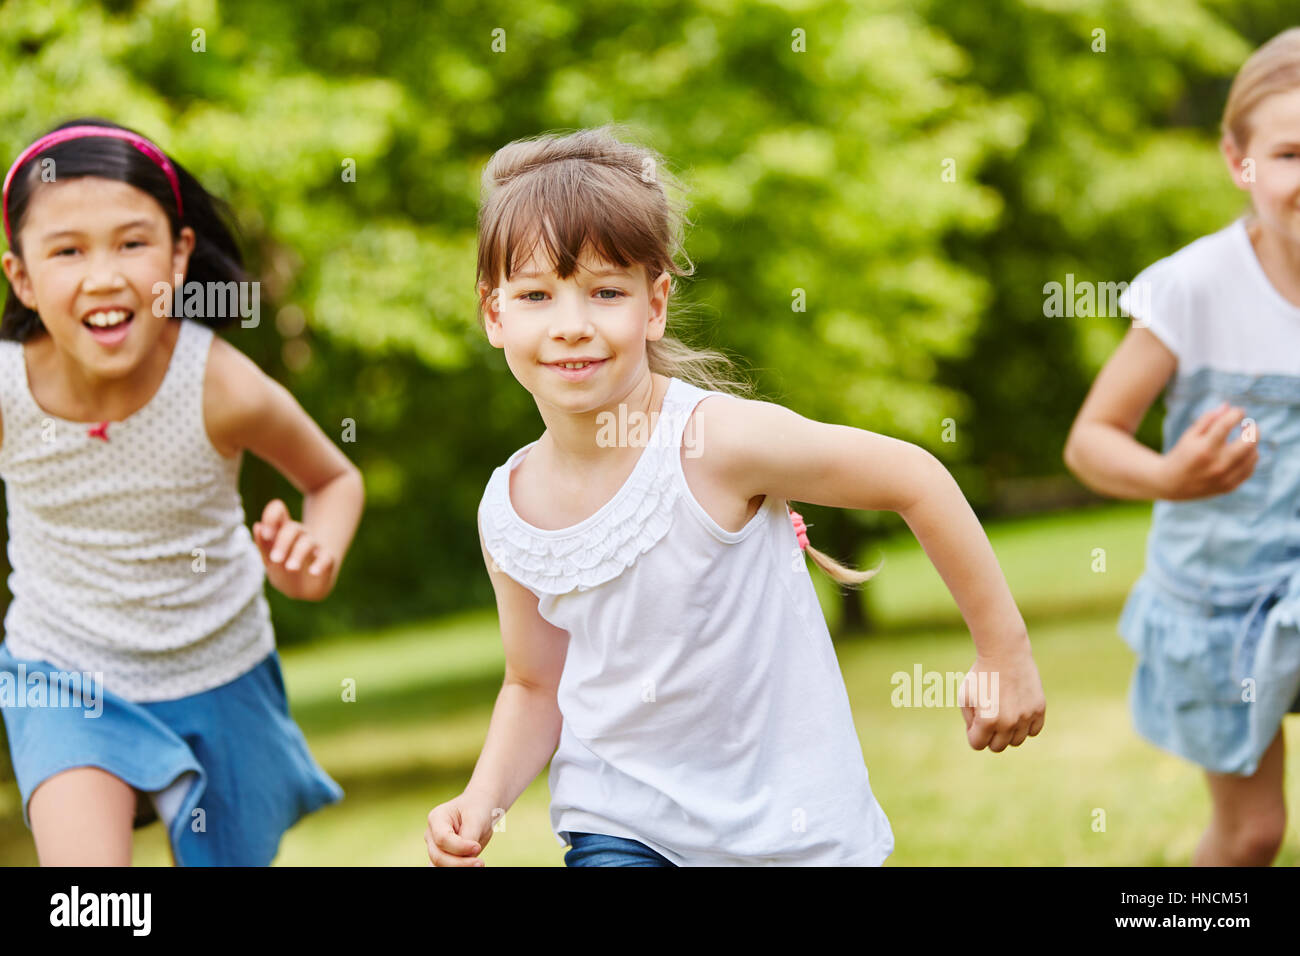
[1223,86,1300,242]
[1,174,194,382]
[479,243,671,416]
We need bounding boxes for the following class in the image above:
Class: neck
[31,319,178,420]
[1246,216,1300,306]
[534,370,665,470]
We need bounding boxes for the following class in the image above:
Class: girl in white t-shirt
[425,125,1046,867]
[1065,28,1300,865]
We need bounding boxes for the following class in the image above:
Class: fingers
[1191,401,1230,436]
[269,521,303,565]
[284,534,317,572]
[253,499,289,550]
[1205,404,1246,445]
[425,810,485,867]
[970,715,1032,753]
[425,828,482,866]
[308,548,336,577]
[260,498,289,534]
[1221,444,1261,490]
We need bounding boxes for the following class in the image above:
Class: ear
[1,250,38,311]
[479,280,505,349]
[172,226,196,278]
[646,270,670,343]
[1221,134,1253,192]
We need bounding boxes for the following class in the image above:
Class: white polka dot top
[0,319,275,701]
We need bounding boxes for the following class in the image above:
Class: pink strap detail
[789,509,809,551]
[4,126,184,244]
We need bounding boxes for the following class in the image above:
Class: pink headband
[2,125,183,245]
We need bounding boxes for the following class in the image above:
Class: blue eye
[520,291,546,302]
[597,289,626,299]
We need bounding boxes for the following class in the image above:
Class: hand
[252,499,339,601]
[1158,402,1260,501]
[425,793,499,867]
[959,643,1046,753]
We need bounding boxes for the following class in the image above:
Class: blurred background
[0,0,1296,865]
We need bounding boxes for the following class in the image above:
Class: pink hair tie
[3,125,184,245]
[789,509,810,551]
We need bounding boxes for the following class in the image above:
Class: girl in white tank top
[425,127,1046,867]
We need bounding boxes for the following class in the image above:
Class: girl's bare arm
[694,393,1044,751]
[1062,327,1259,502]
[461,516,569,814]
[203,333,364,598]
[1062,327,1178,499]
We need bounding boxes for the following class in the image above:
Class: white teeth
[85,309,130,328]
[560,362,591,369]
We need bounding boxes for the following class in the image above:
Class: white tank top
[478,376,894,865]
[0,319,274,701]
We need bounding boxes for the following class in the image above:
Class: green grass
[3,500,1299,866]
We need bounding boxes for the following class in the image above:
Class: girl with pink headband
[425,125,1046,867]
[0,118,365,865]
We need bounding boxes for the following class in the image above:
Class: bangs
[482,159,661,287]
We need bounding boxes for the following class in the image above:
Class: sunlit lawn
[2,500,1297,865]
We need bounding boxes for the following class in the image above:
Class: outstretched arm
[203,334,364,601]
[696,394,1045,752]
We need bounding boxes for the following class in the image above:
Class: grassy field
[2,499,1298,866]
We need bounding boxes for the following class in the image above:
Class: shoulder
[679,385,796,443]
[676,385,801,489]
[1131,221,1242,294]
[202,330,282,457]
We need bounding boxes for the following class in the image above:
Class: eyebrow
[39,219,157,242]
[513,268,632,279]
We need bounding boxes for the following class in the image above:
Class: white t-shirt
[1118,217,1300,375]
[478,377,894,866]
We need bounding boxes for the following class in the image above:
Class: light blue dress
[1119,367,1300,776]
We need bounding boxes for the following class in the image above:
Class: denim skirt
[1119,571,1300,777]
[0,641,342,865]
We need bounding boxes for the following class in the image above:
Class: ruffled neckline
[480,378,689,594]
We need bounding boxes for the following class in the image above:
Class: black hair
[1,117,248,341]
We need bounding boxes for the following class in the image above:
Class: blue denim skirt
[564,831,679,867]
[0,641,342,865]
[1119,573,1300,776]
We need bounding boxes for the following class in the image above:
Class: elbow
[1062,438,1078,476]
[1062,430,1095,488]
[351,462,366,511]
[898,444,950,515]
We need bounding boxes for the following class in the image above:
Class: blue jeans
[564,831,678,867]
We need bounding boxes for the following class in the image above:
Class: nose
[81,250,127,294]
[547,295,595,341]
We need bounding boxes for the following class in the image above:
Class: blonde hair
[475,124,880,587]
[1221,27,1300,150]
